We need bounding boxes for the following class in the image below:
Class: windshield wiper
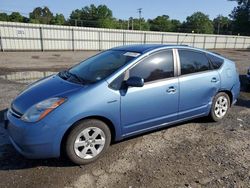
[59,70,91,85]
[58,70,70,79]
[68,72,87,84]
[59,70,90,84]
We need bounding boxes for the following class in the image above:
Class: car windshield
[64,50,140,84]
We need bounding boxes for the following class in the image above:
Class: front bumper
[6,110,62,159]
[8,133,53,159]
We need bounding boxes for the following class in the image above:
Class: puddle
[0,71,57,84]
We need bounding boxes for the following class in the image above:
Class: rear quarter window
[207,53,224,69]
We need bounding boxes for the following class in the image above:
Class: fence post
[98,31,101,51]
[192,35,196,47]
[161,33,164,44]
[144,33,146,44]
[39,27,44,51]
[225,37,228,49]
[0,34,3,52]
[123,31,125,45]
[234,37,237,49]
[203,36,206,49]
[243,37,246,49]
[71,28,74,51]
[177,34,180,45]
[214,36,218,49]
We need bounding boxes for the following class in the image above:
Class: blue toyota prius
[5,44,240,164]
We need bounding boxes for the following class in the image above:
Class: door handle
[167,86,176,93]
[211,77,218,83]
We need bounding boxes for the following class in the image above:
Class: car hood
[11,75,83,115]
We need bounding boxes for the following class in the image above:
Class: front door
[121,50,179,136]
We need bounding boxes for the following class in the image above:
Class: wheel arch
[217,90,233,106]
[60,115,116,156]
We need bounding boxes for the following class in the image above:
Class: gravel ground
[0,51,98,74]
[0,49,249,188]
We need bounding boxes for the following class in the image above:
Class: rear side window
[178,50,211,75]
[129,50,174,83]
[207,53,224,69]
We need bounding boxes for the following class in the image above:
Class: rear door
[177,49,220,119]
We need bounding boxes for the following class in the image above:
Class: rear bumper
[231,81,241,105]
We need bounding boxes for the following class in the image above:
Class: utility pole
[137,8,142,30]
[217,16,222,35]
[217,21,220,34]
[131,17,134,30]
[129,17,134,30]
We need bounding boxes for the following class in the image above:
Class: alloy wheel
[74,127,105,159]
[214,96,229,118]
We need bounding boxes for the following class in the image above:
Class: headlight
[21,97,66,122]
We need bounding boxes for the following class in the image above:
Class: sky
[0,0,237,21]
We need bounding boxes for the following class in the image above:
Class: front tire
[209,92,230,122]
[65,119,111,165]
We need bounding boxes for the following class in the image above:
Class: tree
[0,13,9,21]
[29,6,54,24]
[69,9,81,25]
[170,19,182,32]
[69,4,116,28]
[9,12,24,22]
[229,0,250,35]
[213,15,232,35]
[148,15,172,32]
[51,14,66,25]
[183,12,214,34]
[132,18,150,31]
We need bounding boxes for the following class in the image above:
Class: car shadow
[0,144,76,170]
[239,75,249,92]
[0,108,7,122]
[236,98,250,108]
[236,75,250,108]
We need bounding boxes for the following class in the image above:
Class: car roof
[111,44,228,61]
[111,44,188,53]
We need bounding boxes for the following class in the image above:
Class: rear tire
[209,92,230,122]
[65,119,111,165]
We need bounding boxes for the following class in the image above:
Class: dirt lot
[0,49,249,188]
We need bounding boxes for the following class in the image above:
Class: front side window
[179,50,211,75]
[128,50,174,83]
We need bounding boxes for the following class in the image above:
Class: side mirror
[126,76,144,87]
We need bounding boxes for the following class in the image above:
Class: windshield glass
[68,50,140,84]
